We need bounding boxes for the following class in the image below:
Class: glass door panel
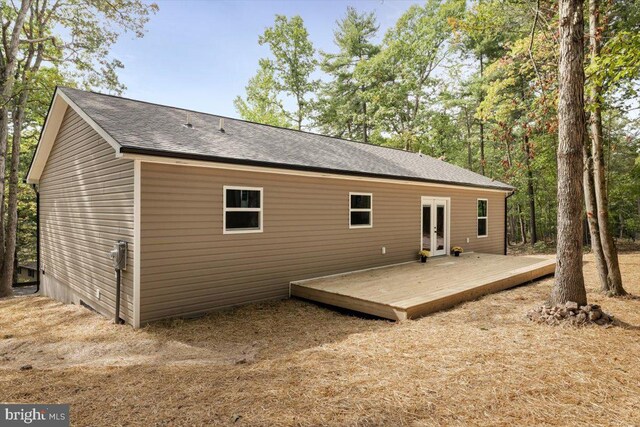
[422,205,431,250]
[421,198,448,256]
[436,204,445,252]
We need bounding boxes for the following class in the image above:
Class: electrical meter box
[109,240,128,271]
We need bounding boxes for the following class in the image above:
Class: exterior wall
[39,107,135,323]
[139,162,506,323]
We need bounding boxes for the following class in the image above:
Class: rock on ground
[527,301,614,326]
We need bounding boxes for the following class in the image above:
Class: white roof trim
[123,153,512,194]
[26,88,122,184]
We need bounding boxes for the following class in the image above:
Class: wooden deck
[290,253,556,321]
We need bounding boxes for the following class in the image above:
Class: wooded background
[235,0,640,250]
[1,0,638,297]
[0,0,156,293]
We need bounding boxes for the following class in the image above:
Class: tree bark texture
[0,18,46,296]
[0,98,25,296]
[588,0,626,296]
[550,0,587,306]
[583,128,609,291]
[0,0,34,273]
[479,54,485,176]
[523,135,537,245]
[517,204,527,244]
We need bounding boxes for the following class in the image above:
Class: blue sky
[110,0,420,118]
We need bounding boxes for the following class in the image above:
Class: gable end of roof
[26,87,123,184]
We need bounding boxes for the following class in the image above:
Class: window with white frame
[224,186,263,233]
[349,193,372,228]
[477,199,488,237]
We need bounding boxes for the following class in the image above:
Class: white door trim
[420,196,451,257]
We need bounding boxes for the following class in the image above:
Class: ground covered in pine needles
[1,251,639,426]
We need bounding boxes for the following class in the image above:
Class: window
[224,186,263,234]
[477,199,488,237]
[349,193,372,228]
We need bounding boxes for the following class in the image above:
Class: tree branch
[19,35,55,44]
[528,0,543,86]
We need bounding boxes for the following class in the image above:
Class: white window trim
[223,186,263,234]
[349,192,373,229]
[477,198,488,238]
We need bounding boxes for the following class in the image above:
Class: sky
[110,0,420,118]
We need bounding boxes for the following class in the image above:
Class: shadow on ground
[0,296,389,369]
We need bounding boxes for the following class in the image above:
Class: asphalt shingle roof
[60,87,513,191]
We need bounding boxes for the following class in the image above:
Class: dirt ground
[1,251,639,426]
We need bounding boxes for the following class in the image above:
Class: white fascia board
[122,153,513,195]
[26,88,122,184]
[26,91,67,184]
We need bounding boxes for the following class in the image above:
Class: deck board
[290,253,556,320]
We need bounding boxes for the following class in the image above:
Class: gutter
[119,146,516,193]
[505,190,516,255]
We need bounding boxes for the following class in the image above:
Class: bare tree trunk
[0,0,34,273]
[12,248,18,285]
[523,135,537,245]
[583,128,609,291]
[0,25,45,296]
[0,98,25,296]
[637,198,640,241]
[588,0,626,296]
[361,85,368,144]
[362,103,368,143]
[618,212,624,239]
[0,200,4,266]
[510,214,518,245]
[479,54,485,176]
[465,109,472,170]
[550,0,587,306]
[517,204,527,244]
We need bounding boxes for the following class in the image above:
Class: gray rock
[566,301,579,311]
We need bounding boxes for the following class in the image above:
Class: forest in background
[1,0,639,291]
[0,0,156,290]
[235,0,640,249]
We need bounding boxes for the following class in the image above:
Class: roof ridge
[58,86,429,157]
[56,86,513,191]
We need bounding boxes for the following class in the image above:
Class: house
[26,87,514,327]
[17,262,37,282]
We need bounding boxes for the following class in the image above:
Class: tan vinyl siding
[139,162,505,323]
[39,107,135,322]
